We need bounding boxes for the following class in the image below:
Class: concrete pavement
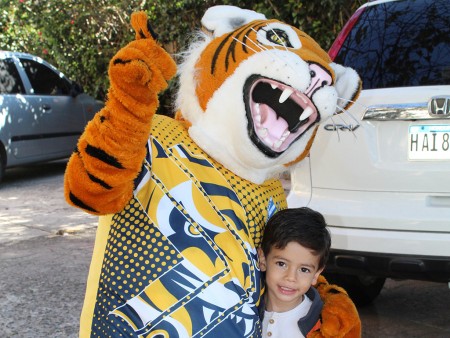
[1,161,450,337]
[0,161,97,337]
[0,231,95,337]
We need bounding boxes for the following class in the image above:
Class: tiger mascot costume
[65,6,362,338]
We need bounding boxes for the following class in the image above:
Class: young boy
[258,207,331,338]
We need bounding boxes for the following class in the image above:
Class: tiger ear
[201,5,266,38]
[330,62,362,112]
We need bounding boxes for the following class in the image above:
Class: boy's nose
[285,268,297,281]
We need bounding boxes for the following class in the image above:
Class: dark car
[0,51,103,182]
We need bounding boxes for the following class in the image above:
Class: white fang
[300,106,314,121]
[279,88,294,104]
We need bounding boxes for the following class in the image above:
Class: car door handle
[41,104,51,110]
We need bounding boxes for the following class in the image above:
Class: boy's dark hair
[261,207,331,269]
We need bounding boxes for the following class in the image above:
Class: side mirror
[70,82,84,97]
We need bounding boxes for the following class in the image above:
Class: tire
[324,272,386,307]
[0,153,4,183]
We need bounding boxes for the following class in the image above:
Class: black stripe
[211,21,265,75]
[225,38,237,71]
[225,25,250,69]
[242,22,265,53]
[87,172,112,190]
[211,31,234,75]
[146,22,158,40]
[113,58,131,65]
[85,144,124,169]
[11,131,81,142]
[69,192,98,213]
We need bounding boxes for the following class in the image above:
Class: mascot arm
[64,12,177,215]
[309,276,362,338]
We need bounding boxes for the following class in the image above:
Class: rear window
[334,0,450,89]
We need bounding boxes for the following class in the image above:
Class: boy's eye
[276,261,286,267]
[300,267,311,273]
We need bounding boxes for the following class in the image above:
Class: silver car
[0,51,103,182]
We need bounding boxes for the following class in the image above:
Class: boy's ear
[312,267,325,285]
[258,247,267,272]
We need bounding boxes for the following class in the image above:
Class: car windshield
[334,0,450,89]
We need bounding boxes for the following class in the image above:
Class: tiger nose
[305,63,332,97]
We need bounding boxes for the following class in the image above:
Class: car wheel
[324,272,386,307]
[0,155,5,182]
[0,153,4,183]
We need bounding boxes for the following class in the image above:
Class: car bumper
[326,248,450,282]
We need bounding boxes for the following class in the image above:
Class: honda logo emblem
[428,96,450,116]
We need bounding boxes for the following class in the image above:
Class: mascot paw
[314,276,362,338]
[108,12,177,102]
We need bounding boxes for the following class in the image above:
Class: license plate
[409,125,450,160]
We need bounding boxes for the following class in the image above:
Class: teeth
[260,128,268,137]
[279,88,294,104]
[300,106,314,121]
[274,140,283,149]
[282,130,290,138]
[271,84,278,89]
[254,104,261,124]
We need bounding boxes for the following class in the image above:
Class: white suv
[287,0,450,305]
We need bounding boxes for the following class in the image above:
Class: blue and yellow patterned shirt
[80,115,287,337]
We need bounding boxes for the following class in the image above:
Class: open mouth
[244,75,319,158]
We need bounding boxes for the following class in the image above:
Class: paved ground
[0,231,95,337]
[1,160,450,337]
[0,161,97,337]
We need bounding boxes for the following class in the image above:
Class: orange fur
[308,275,362,338]
[64,12,176,215]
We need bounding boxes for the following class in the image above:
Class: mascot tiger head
[176,5,361,184]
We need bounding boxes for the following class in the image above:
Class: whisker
[265,24,289,52]
[249,27,299,74]
[336,113,359,139]
[245,33,268,52]
[232,37,259,54]
[249,28,284,59]
[337,96,368,110]
[330,116,341,141]
[336,104,360,126]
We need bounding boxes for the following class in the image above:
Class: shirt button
[268,332,272,337]
[269,319,275,324]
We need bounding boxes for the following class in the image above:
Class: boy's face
[258,242,323,313]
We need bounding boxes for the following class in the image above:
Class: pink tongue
[260,104,289,140]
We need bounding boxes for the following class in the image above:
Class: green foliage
[0,0,363,107]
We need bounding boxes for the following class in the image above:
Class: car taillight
[328,6,366,61]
